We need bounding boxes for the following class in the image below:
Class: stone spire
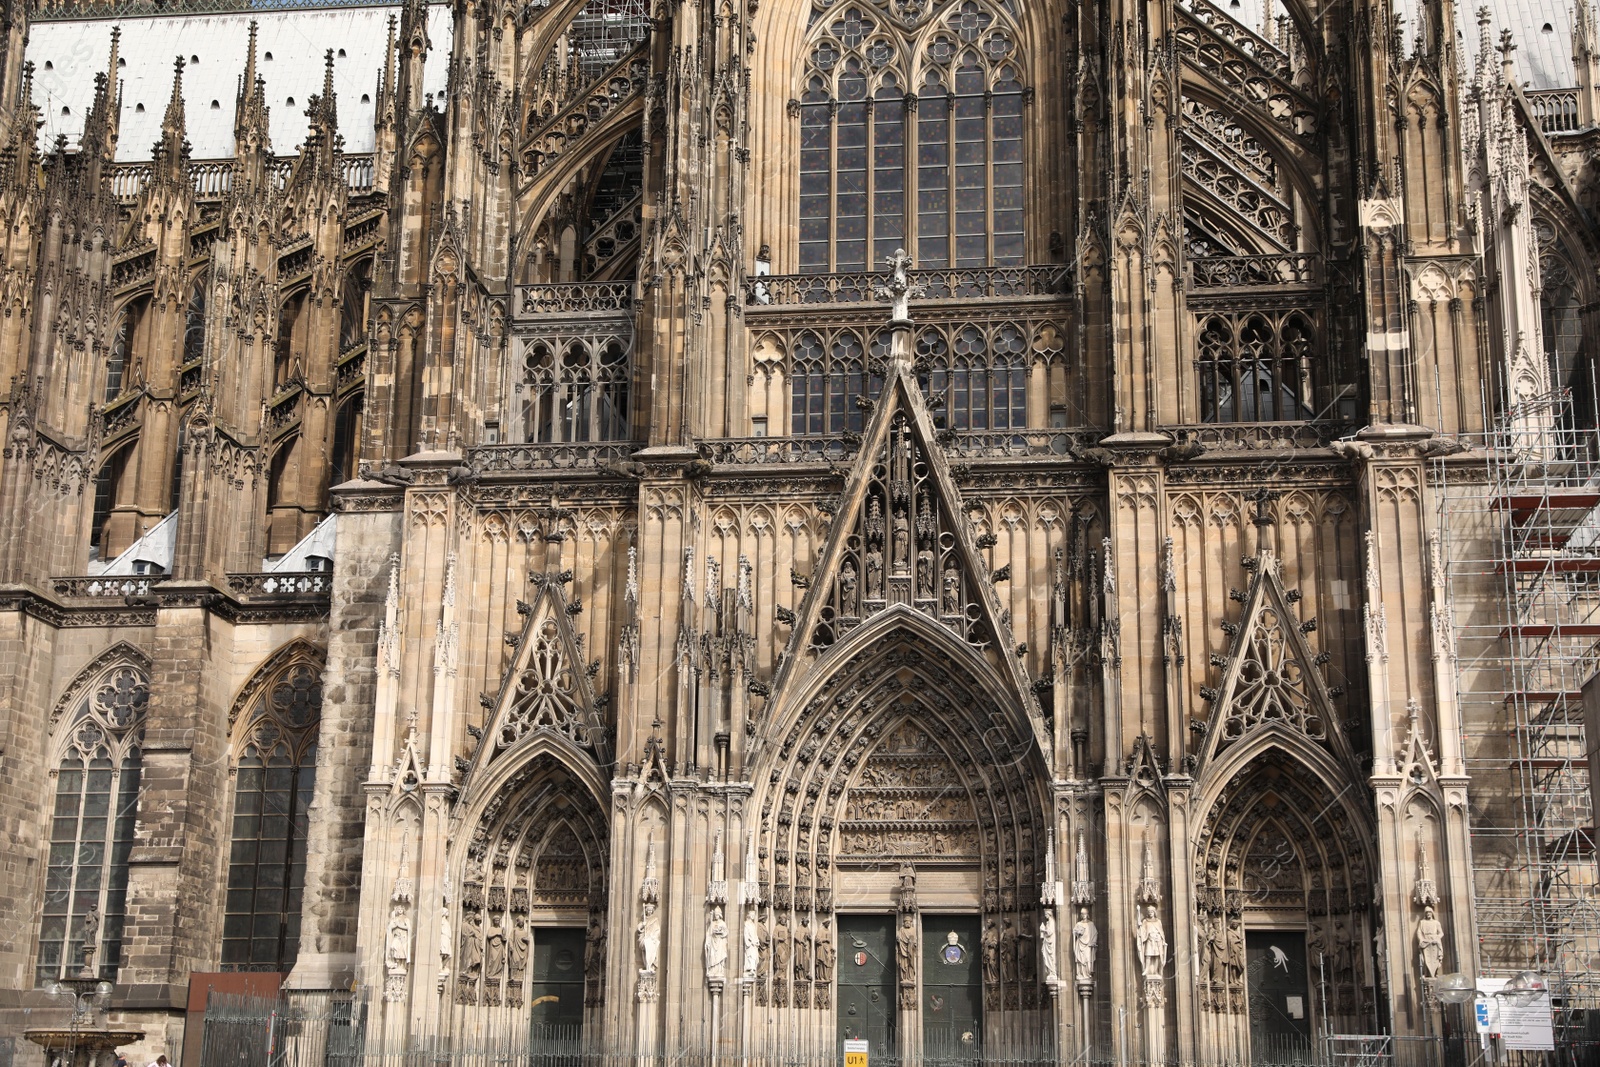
[294,49,342,188]
[0,61,38,193]
[372,15,399,189]
[233,21,271,157]
[79,28,121,169]
[398,0,432,116]
[152,56,190,184]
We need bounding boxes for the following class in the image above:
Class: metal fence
[192,991,1535,1067]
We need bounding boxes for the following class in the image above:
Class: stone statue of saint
[637,902,662,975]
[1416,906,1445,977]
[439,900,453,980]
[1203,912,1224,985]
[1226,921,1245,985]
[743,911,761,978]
[386,902,412,975]
[896,913,917,983]
[78,906,101,976]
[840,561,859,616]
[866,547,885,600]
[981,917,1000,987]
[1135,905,1167,981]
[510,915,530,979]
[773,918,791,979]
[704,906,729,982]
[1000,917,1018,984]
[893,510,910,568]
[815,926,836,981]
[794,926,812,981]
[585,913,606,977]
[1072,907,1097,981]
[460,910,484,976]
[916,546,935,599]
[485,916,508,979]
[942,562,962,615]
[1039,909,1059,984]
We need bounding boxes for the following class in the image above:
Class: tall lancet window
[38,660,149,983]
[798,1,1026,274]
[222,652,323,972]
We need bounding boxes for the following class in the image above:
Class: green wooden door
[529,926,585,1041]
[1246,930,1313,1064]
[922,915,981,1061]
[836,915,896,1058]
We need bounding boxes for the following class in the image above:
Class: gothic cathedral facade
[0,0,1596,1059]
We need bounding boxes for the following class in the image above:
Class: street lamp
[1435,970,1548,1008]
[41,978,114,1067]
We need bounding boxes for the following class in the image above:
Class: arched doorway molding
[750,609,1053,1041]
[1189,737,1381,1061]
[753,602,1042,767]
[445,747,610,1032]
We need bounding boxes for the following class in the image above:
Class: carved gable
[1196,550,1354,774]
[466,574,609,784]
[770,326,1045,753]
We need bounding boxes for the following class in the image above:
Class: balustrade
[108,154,378,205]
[516,282,636,317]
[469,442,637,473]
[745,265,1066,307]
[226,572,332,597]
[1188,253,1319,290]
[52,575,164,600]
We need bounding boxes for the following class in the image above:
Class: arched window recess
[521,332,631,443]
[797,0,1027,276]
[221,645,324,973]
[38,654,150,984]
[787,321,1028,436]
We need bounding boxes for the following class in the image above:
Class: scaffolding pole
[1434,392,1600,1055]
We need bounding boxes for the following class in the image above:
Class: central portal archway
[752,617,1052,1060]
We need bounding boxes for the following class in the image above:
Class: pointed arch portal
[754,615,1051,1057]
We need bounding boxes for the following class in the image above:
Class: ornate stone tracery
[1192,747,1378,1040]
[465,567,611,781]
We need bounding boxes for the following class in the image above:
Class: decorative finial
[873,248,924,326]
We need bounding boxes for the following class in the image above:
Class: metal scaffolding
[1434,393,1600,1051]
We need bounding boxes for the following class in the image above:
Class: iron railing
[194,989,1421,1067]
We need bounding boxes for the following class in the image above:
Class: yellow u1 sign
[843,1038,869,1067]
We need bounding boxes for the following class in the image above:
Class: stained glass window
[38,663,148,983]
[798,1,1026,275]
[222,655,323,972]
